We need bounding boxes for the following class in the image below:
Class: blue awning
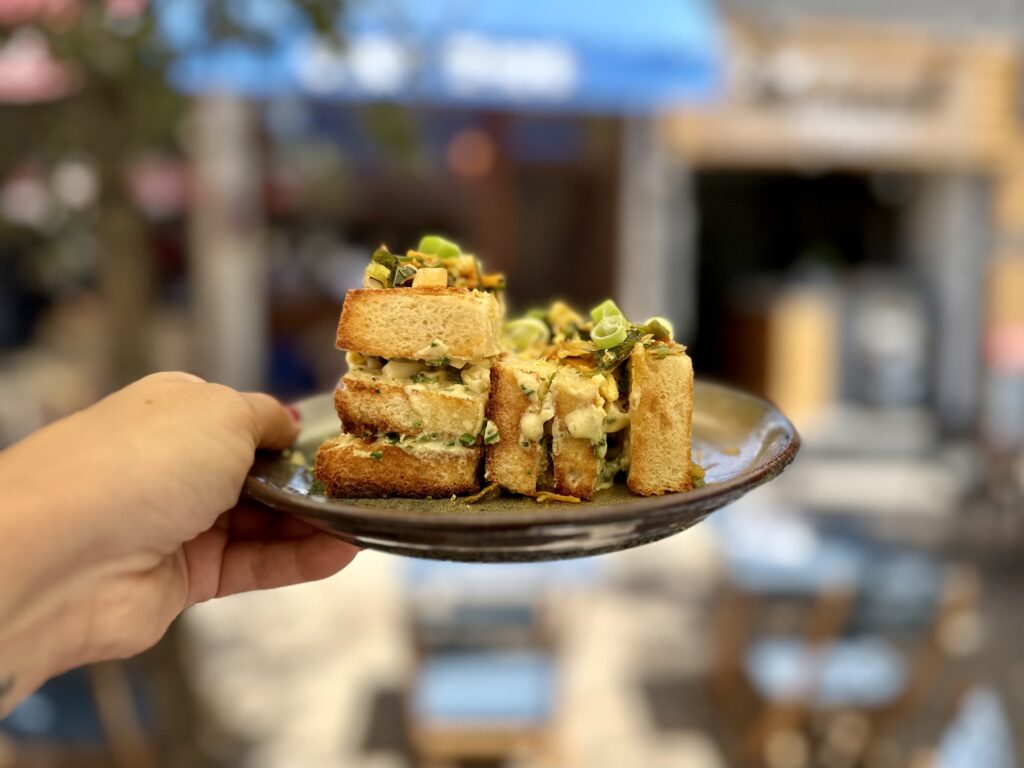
[158,0,723,112]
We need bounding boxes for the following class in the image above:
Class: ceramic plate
[243,381,800,562]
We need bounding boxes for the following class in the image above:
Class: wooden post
[188,95,268,390]
[616,116,698,340]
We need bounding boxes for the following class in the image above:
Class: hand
[0,372,358,714]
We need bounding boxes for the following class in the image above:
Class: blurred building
[1,2,1024,768]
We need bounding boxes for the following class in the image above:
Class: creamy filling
[339,431,479,456]
[556,370,633,491]
[514,364,557,447]
[346,352,492,395]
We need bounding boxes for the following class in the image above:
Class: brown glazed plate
[243,380,800,562]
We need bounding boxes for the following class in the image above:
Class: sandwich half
[626,341,694,495]
[316,238,504,498]
[484,357,558,496]
[486,301,694,500]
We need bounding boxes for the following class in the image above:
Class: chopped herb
[637,318,672,340]
[425,357,450,368]
[308,478,327,496]
[445,440,456,447]
[410,373,429,384]
[392,264,418,286]
[483,419,501,445]
[384,433,400,444]
[370,246,399,283]
[431,340,440,347]
[520,438,531,449]
[417,432,439,443]
[596,328,642,372]
[458,433,477,447]
[412,419,423,428]
[519,384,535,397]
[369,450,383,460]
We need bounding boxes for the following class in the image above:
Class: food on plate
[314,236,697,501]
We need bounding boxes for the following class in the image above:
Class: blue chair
[410,650,558,765]
[1,669,106,744]
[709,504,868,595]
[0,663,155,768]
[745,637,907,709]
[934,688,1016,768]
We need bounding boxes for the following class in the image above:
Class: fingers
[147,371,206,384]
[240,392,300,450]
[216,505,325,541]
[215,534,359,598]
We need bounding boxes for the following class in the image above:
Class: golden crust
[335,288,502,360]
[626,343,693,496]
[314,436,482,498]
[484,360,543,495]
[334,374,485,439]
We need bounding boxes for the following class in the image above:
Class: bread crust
[335,374,485,439]
[315,435,482,498]
[484,360,543,495]
[335,288,502,361]
[626,344,693,496]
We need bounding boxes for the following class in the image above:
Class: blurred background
[2,1,1024,767]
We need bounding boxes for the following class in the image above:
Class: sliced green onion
[417,235,461,260]
[502,317,551,352]
[364,263,390,285]
[592,315,628,349]
[642,316,674,339]
[590,299,624,324]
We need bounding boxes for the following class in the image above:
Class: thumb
[241,392,300,450]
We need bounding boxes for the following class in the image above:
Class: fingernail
[285,405,302,424]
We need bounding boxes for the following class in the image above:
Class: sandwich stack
[315,238,503,497]
[316,238,698,500]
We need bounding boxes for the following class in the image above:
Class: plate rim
[243,380,800,531]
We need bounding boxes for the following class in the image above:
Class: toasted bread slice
[315,434,482,498]
[335,287,502,361]
[484,358,558,495]
[627,343,693,496]
[335,372,486,439]
[550,366,602,500]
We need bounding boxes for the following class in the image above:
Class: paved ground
[182,507,1022,768]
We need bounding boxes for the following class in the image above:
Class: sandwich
[315,236,504,498]
[483,300,695,499]
[315,236,698,501]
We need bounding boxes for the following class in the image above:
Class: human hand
[0,372,358,714]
